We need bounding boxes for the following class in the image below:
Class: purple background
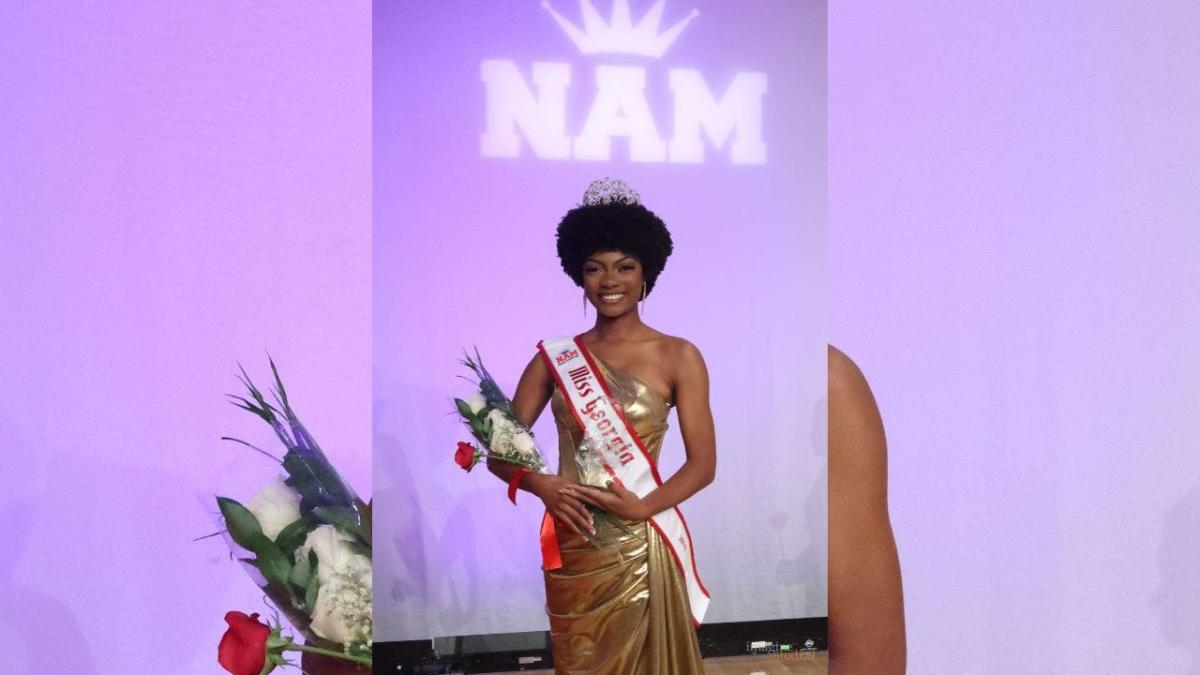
[374,0,827,641]
[0,3,370,673]
[831,1,1200,672]
[2,1,1197,672]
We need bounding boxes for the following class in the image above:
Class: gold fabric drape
[544,354,704,674]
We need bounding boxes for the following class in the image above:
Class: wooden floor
[480,651,828,674]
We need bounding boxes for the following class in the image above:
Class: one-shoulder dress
[544,352,705,674]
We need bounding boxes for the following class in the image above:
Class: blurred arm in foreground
[829,345,906,674]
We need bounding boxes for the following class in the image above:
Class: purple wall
[0,3,370,673]
[831,1,1200,672]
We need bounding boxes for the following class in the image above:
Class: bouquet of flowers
[452,349,551,476]
[211,359,372,673]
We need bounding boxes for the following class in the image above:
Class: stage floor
[484,651,829,674]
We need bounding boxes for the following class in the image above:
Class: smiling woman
[484,178,715,674]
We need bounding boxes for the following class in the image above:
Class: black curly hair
[555,202,674,296]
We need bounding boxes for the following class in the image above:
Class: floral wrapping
[213,359,372,660]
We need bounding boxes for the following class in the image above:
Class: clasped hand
[534,475,647,538]
[564,478,648,522]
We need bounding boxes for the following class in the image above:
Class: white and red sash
[537,335,710,626]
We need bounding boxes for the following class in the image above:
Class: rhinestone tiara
[582,177,641,207]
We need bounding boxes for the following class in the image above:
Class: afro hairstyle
[555,202,674,296]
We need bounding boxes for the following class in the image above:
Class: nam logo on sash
[481,0,768,165]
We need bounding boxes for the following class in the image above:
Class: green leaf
[312,505,372,550]
[311,505,360,531]
[252,536,293,591]
[283,448,354,512]
[289,550,312,595]
[274,518,314,555]
[219,436,281,463]
[304,550,320,610]
[469,417,487,439]
[454,398,474,421]
[217,497,264,551]
[225,395,275,423]
[268,355,290,409]
[217,497,295,592]
[238,363,280,415]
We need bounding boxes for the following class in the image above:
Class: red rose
[218,611,272,675]
[455,441,479,472]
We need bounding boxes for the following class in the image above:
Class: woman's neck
[589,311,648,343]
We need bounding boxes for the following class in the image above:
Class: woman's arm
[828,345,906,674]
[569,339,716,519]
[486,352,595,537]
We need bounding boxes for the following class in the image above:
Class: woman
[828,345,906,673]
[487,178,715,674]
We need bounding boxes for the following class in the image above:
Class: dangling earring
[639,281,647,314]
[583,290,589,317]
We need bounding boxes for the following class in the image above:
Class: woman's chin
[596,303,635,318]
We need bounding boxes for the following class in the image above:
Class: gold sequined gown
[545,355,705,675]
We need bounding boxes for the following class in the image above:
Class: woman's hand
[528,474,596,538]
[565,478,648,521]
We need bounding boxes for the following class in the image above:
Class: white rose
[485,408,511,431]
[486,409,516,452]
[246,476,302,541]
[295,525,371,585]
[296,525,373,645]
[465,392,487,415]
[512,430,537,457]
[309,562,373,645]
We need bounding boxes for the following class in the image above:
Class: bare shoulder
[523,349,549,375]
[517,348,553,390]
[659,334,707,371]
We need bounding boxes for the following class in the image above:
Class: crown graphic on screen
[541,0,700,59]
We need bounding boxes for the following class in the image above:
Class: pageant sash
[537,335,711,626]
